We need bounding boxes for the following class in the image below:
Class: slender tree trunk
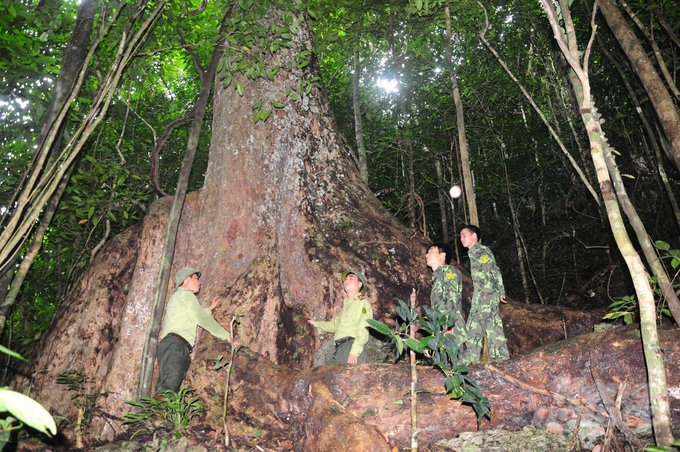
[602,147,680,325]
[498,144,530,303]
[618,0,680,100]
[353,21,368,184]
[478,6,600,207]
[0,169,73,333]
[435,160,449,241]
[540,0,675,445]
[445,7,477,226]
[598,0,680,172]
[596,34,680,232]
[409,289,418,452]
[407,140,416,231]
[0,0,97,332]
[0,0,166,271]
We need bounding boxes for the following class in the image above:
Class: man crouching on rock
[308,270,373,364]
[154,267,232,397]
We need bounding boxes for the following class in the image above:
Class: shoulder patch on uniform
[445,271,456,280]
[479,254,491,264]
[362,308,367,314]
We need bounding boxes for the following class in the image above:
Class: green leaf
[252,100,263,110]
[395,335,404,356]
[654,240,670,251]
[235,81,244,96]
[222,73,233,89]
[272,102,285,108]
[0,345,25,361]
[404,338,424,353]
[366,319,392,336]
[0,388,57,436]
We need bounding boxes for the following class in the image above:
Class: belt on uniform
[167,332,192,353]
[334,336,354,347]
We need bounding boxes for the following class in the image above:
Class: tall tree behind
[598,0,680,172]
[539,0,675,445]
[445,6,478,226]
[0,0,98,333]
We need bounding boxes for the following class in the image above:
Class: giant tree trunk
[13,7,609,448]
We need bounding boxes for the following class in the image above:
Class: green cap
[174,267,201,288]
[342,270,367,296]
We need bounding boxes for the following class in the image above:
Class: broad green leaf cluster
[368,299,491,425]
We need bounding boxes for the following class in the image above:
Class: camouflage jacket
[468,243,505,308]
[430,264,465,329]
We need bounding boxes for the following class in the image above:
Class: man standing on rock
[426,242,468,360]
[308,270,373,364]
[460,226,510,363]
[154,267,232,397]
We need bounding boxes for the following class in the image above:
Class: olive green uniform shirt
[159,287,230,346]
[314,293,373,357]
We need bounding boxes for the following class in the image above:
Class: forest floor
[9,416,650,452]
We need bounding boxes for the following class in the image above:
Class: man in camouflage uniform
[426,243,467,358]
[460,225,510,363]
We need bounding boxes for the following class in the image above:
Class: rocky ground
[9,417,650,452]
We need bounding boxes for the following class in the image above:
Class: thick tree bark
[598,0,680,172]
[352,22,368,184]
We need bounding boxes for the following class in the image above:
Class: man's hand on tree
[500,295,507,304]
[209,296,221,311]
[347,354,358,364]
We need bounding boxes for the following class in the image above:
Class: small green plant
[654,241,680,270]
[0,346,56,451]
[334,221,352,232]
[368,299,492,426]
[124,388,206,436]
[603,295,638,324]
[604,292,673,325]
[56,369,108,448]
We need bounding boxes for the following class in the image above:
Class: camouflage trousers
[463,299,509,363]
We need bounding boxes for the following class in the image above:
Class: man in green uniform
[308,270,373,364]
[426,242,467,360]
[155,267,232,396]
[460,225,510,363]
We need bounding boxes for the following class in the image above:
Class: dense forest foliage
[1,0,679,374]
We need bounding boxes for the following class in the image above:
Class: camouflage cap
[342,270,367,296]
[174,267,201,288]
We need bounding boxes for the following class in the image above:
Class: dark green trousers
[155,334,191,394]
[331,337,367,364]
